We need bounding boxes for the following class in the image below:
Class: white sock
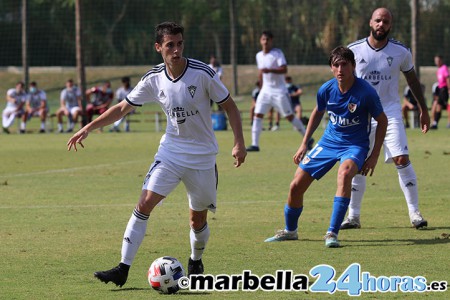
[397,162,419,213]
[190,223,210,261]
[121,208,149,266]
[68,122,74,130]
[251,117,263,147]
[348,174,366,218]
[291,117,306,135]
[40,121,45,130]
[57,123,63,131]
[20,121,26,130]
[114,118,123,127]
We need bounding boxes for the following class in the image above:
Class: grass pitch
[0,119,449,299]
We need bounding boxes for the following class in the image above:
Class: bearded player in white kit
[341,8,430,230]
[67,21,247,287]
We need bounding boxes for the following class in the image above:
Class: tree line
[1,0,449,67]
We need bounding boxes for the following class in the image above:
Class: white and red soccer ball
[147,256,185,294]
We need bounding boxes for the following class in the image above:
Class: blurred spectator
[285,76,303,120]
[431,55,450,129]
[24,81,48,133]
[111,76,134,132]
[86,81,114,124]
[56,79,82,133]
[208,55,223,80]
[2,81,27,134]
[208,55,224,111]
[401,83,425,128]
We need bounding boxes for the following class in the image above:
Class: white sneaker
[409,211,428,229]
[324,232,340,248]
[264,229,298,242]
[340,217,361,229]
[271,125,279,131]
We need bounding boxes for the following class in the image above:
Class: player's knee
[190,214,207,231]
[393,155,409,166]
[286,114,294,122]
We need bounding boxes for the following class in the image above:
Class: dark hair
[155,22,184,44]
[67,79,73,84]
[30,81,37,86]
[121,76,130,83]
[261,30,273,39]
[328,46,355,66]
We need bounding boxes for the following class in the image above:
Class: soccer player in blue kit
[265,46,387,247]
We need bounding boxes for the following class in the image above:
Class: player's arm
[67,100,135,151]
[262,64,287,74]
[220,97,247,167]
[291,86,303,97]
[361,112,387,177]
[293,106,324,164]
[404,70,430,133]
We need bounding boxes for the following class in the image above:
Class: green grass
[1,121,449,299]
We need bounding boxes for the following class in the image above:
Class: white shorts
[142,159,218,212]
[254,90,294,117]
[69,106,82,116]
[369,116,409,163]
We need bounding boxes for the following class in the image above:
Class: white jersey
[116,86,133,102]
[125,58,229,170]
[60,87,81,108]
[6,88,27,109]
[349,38,414,118]
[256,48,288,93]
[27,90,47,109]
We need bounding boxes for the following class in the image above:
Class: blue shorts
[300,140,368,180]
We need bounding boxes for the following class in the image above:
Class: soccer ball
[147,256,186,294]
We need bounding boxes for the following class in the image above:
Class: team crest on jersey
[387,56,393,66]
[302,156,310,165]
[348,103,357,113]
[188,85,197,98]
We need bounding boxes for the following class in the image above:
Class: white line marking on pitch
[0,160,148,178]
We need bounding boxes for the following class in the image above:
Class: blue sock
[328,196,350,235]
[284,204,303,232]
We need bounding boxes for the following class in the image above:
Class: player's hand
[419,110,430,133]
[293,144,308,165]
[360,155,378,176]
[232,145,246,168]
[67,129,89,152]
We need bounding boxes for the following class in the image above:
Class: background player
[341,7,430,230]
[246,30,311,152]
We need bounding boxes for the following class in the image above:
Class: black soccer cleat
[187,258,204,277]
[94,264,129,287]
[246,145,260,152]
[412,219,428,230]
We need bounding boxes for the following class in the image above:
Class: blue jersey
[317,77,383,148]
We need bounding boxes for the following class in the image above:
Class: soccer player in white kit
[2,81,27,134]
[341,8,430,230]
[246,30,312,152]
[67,22,247,287]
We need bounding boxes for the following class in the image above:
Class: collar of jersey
[365,37,389,52]
[164,58,189,83]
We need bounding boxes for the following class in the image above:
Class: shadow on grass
[110,288,210,295]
